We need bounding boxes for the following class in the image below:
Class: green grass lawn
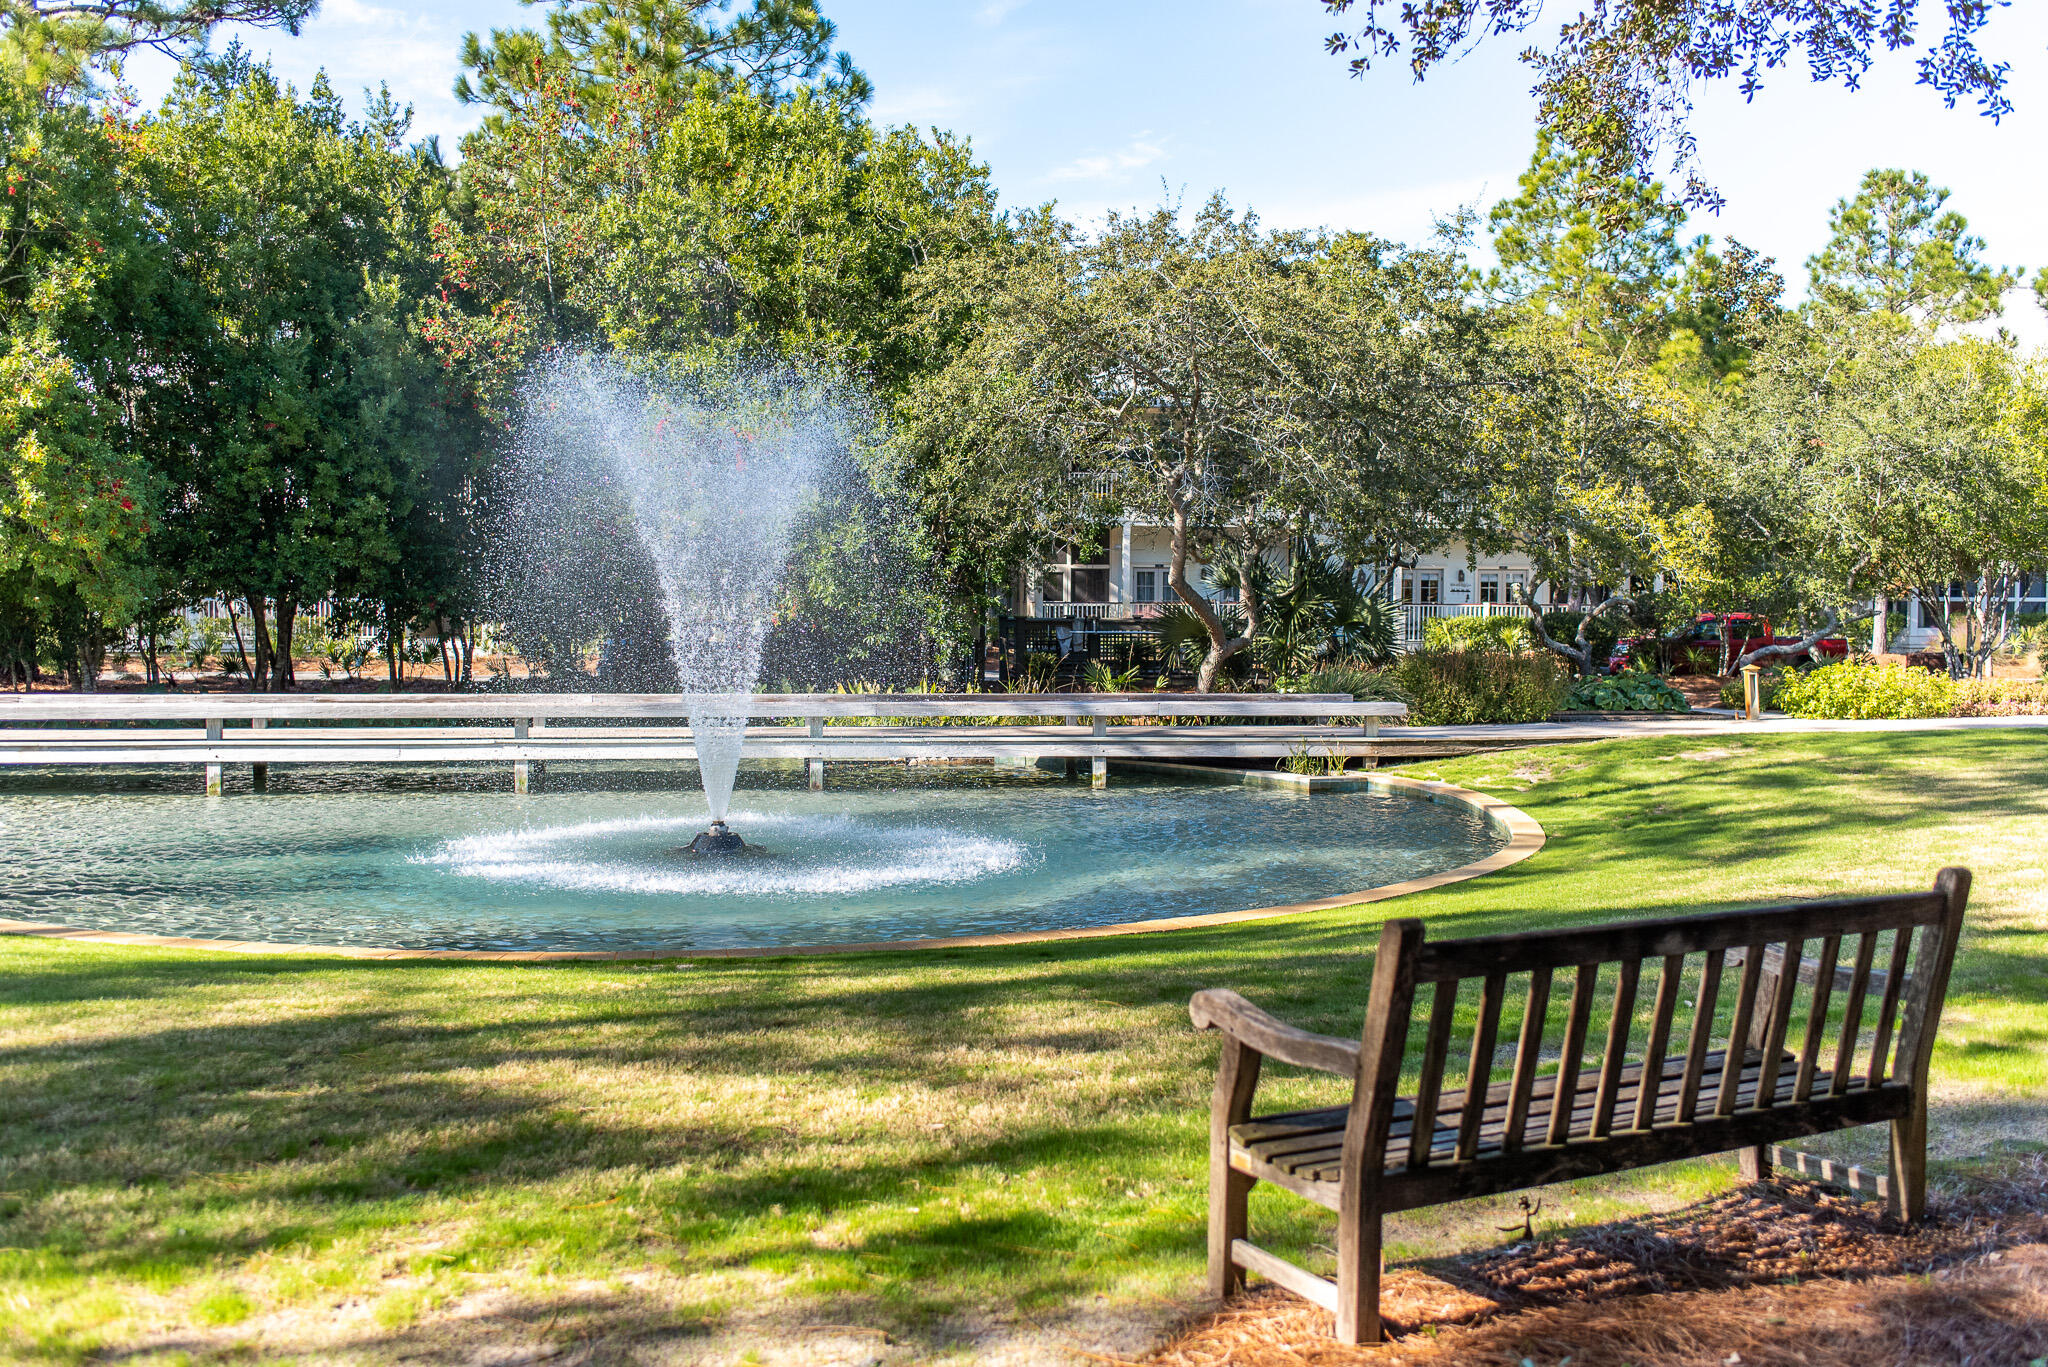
[1,732,2045,1364]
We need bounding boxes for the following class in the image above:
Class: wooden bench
[1188,868,1971,1344]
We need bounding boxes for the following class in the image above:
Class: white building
[1014,520,1549,649]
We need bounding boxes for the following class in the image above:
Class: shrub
[1394,647,1569,725]
[1424,615,1531,653]
[1567,672,1690,713]
[1282,662,1408,702]
[1773,663,1957,720]
[1716,665,1790,711]
[1951,679,2048,715]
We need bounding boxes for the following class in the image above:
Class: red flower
[120,498,134,511]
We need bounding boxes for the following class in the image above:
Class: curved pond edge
[0,774,1543,962]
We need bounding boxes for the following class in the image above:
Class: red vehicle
[1607,613,1851,674]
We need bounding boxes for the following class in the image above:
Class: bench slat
[1679,949,1725,1122]
[1752,936,1805,1111]
[1795,935,1842,1102]
[1547,963,1600,1146]
[1502,968,1552,1154]
[1407,981,1458,1169]
[1868,929,1913,1086]
[1456,972,1506,1162]
[1831,932,1879,1097]
[1717,943,1767,1116]
[1633,954,1685,1132]
[1592,957,1641,1138]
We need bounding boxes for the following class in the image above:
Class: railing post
[251,716,267,793]
[807,716,825,791]
[1091,714,1108,789]
[513,717,545,793]
[204,718,223,796]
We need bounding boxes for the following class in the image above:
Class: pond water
[0,763,1505,952]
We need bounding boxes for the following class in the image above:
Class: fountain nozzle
[687,820,746,855]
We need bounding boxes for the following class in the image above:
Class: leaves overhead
[1319,0,2017,209]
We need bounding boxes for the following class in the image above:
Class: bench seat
[1229,1047,1913,1212]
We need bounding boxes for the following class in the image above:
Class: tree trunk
[271,596,297,692]
[1164,480,1250,694]
[226,600,254,685]
[246,596,274,693]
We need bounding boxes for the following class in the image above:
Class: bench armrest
[1189,988,1360,1076]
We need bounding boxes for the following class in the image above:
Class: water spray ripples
[421,809,1030,897]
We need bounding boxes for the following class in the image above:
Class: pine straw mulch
[1145,1161,2048,1367]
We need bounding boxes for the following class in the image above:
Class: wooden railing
[0,693,1409,796]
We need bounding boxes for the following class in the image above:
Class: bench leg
[1334,1205,1383,1345]
[807,758,825,792]
[1207,1167,1253,1301]
[1091,756,1107,789]
[1889,1105,1928,1223]
[205,763,222,797]
[1738,1145,1770,1182]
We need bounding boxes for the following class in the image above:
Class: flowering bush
[1951,679,2048,716]
[1772,663,1957,720]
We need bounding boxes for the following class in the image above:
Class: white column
[1118,520,1133,606]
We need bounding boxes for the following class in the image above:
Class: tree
[455,0,867,134]
[1808,168,2019,325]
[1,0,316,96]
[135,56,458,690]
[1486,132,1783,381]
[901,197,1496,690]
[0,66,162,687]
[1318,0,2017,209]
[1721,311,2048,678]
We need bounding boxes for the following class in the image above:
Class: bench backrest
[1347,869,1971,1182]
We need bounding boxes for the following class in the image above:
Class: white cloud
[869,83,963,128]
[977,0,1029,24]
[1044,133,1166,184]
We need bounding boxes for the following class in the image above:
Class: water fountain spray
[519,357,835,849]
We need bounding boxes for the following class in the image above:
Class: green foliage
[1278,741,1351,776]
[1773,662,1957,720]
[1227,546,1396,674]
[1322,0,2013,214]
[1280,661,1407,703]
[1393,647,1569,725]
[1081,658,1142,693]
[1538,609,1622,667]
[1716,665,1789,711]
[1808,169,2017,325]
[1424,614,1530,653]
[1565,672,1689,713]
[454,0,865,129]
[1951,679,2048,716]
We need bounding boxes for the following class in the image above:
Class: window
[1506,572,1528,604]
[1071,566,1109,603]
[1035,543,1110,607]
[1479,573,1500,604]
[1404,571,1442,605]
[1135,569,1158,603]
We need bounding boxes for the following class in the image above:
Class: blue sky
[122,0,2048,337]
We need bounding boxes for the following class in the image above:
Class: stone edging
[0,774,1544,963]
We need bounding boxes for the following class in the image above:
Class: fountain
[519,357,838,849]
